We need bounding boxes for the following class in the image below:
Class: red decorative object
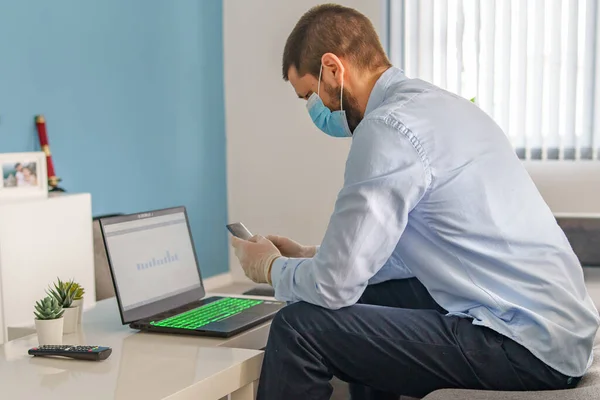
[34,115,62,190]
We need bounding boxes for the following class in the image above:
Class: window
[386,0,600,160]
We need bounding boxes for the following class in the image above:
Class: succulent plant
[68,282,85,301]
[47,278,76,308]
[34,295,64,320]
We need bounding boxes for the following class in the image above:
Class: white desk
[8,295,273,350]
[0,295,273,399]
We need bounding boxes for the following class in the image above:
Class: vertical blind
[387,0,600,160]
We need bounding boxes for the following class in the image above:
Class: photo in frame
[0,152,48,202]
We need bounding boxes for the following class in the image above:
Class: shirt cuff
[270,256,289,288]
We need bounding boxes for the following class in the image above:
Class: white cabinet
[0,193,96,342]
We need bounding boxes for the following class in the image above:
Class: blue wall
[0,0,229,277]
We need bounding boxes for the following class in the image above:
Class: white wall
[523,161,600,214]
[223,0,384,281]
[223,1,600,282]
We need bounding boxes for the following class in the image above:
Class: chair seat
[422,332,600,399]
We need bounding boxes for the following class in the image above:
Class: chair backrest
[555,215,600,267]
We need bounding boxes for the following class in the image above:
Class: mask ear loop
[318,62,344,111]
[340,71,344,111]
[317,64,323,96]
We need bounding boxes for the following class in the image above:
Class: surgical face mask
[306,65,352,138]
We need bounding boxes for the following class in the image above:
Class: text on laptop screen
[103,211,202,311]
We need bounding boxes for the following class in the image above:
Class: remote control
[28,345,112,361]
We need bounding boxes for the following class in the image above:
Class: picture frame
[0,152,48,202]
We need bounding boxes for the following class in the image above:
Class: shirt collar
[364,67,408,116]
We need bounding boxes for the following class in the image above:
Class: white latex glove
[266,235,318,258]
[231,235,281,284]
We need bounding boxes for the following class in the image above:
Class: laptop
[98,206,285,338]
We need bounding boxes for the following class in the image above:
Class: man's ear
[321,53,345,85]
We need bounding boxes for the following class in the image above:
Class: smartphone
[226,222,253,240]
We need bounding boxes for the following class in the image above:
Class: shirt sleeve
[270,117,431,309]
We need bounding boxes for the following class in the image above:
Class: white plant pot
[62,307,79,334]
[72,298,84,325]
[35,318,64,345]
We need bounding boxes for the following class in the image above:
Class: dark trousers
[257,279,579,399]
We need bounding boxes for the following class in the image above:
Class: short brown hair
[282,4,391,81]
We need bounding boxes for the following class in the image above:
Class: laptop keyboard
[150,298,263,330]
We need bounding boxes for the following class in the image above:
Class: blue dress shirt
[271,67,600,377]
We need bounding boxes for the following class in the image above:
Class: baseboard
[203,272,234,291]
[7,326,35,342]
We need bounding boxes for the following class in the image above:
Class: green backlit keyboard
[150,298,263,330]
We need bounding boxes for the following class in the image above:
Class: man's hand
[266,235,318,258]
[231,235,281,284]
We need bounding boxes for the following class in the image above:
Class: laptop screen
[100,207,205,324]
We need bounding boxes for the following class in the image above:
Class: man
[231,4,600,399]
[14,163,26,187]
